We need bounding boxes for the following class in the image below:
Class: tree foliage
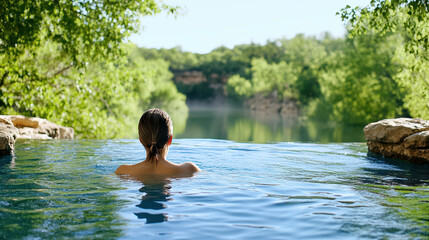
[141,31,421,124]
[282,34,327,104]
[0,0,177,63]
[0,1,187,138]
[227,58,298,99]
[311,33,405,123]
[339,0,429,119]
[1,42,187,138]
[339,0,428,58]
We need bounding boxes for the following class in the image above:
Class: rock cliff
[364,118,429,163]
[0,115,74,156]
[245,91,299,116]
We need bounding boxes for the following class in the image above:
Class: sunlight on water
[0,139,428,239]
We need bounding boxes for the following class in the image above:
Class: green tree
[282,34,327,104]
[227,58,298,99]
[339,0,429,118]
[310,33,405,123]
[0,0,177,63]
[0,1,187,138]
[339,0,428,58]
[0,41,187,138]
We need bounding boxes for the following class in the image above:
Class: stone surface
[245,91,299,116]
[364,118,429,143]
[173,70,207,84]
[364,118,429,163]
[403,131,429,148]
[0,125,18,156]
[0,115,74,156]
[172,70,229,104]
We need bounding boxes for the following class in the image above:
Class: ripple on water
[0,139,428,239]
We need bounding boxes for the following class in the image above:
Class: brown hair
[138,108,173,163]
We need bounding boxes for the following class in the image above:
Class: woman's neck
[143,155,167,163]
[143,146,168,164]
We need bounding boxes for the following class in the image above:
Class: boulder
[364,118,429,163]
[0,115,74,156]
[0,124,18,156]
[7,115,74,140]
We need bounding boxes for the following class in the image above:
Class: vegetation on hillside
[136,1,429,123]
[136,29,423,124]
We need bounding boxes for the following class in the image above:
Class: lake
[0,109,428,239]
[175,107,366,143]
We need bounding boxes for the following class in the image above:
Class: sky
[129,0,371,54]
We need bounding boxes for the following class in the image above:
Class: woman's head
[138,108,173,162]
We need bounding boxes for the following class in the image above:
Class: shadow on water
[0,155,13,169]
[363,152,429,186]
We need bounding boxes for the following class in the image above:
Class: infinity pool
[1,139,428,239]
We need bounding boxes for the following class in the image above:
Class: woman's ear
[167,135,173,145]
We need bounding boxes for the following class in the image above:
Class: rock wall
[244,91,299,116]
[172,70,229,102]
[173,70,207,85]
[172,70,230,86]
[364,118,429,163]
[0,115,74,156]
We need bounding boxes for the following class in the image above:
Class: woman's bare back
[115,160,200,177]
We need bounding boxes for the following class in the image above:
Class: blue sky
[129,0,370,53]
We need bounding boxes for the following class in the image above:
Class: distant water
[1,139,428,239]
[175,108,366,143]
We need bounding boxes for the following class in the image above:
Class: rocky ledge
[0,115,74,156]
[364,118,429,163]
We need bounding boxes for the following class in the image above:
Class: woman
[115,108,200,176]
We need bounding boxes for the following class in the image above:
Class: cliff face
[173,70,229,85]
[172,70,229,103]
[172,70,300,114]
[173,70,207,85]
[245,91,300,116]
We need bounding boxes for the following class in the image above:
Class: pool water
[1,139,428,239]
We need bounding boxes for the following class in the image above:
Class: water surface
[1,139,428,239]
[175,108,366,143]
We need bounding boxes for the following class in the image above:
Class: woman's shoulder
[115,161,199,176]
[115,164,131,175]
[179,162,201,173]
[115,163,147,175]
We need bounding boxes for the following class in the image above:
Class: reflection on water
[123,176,172,224]
[176,107,366,143]
[355,153,429,235]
